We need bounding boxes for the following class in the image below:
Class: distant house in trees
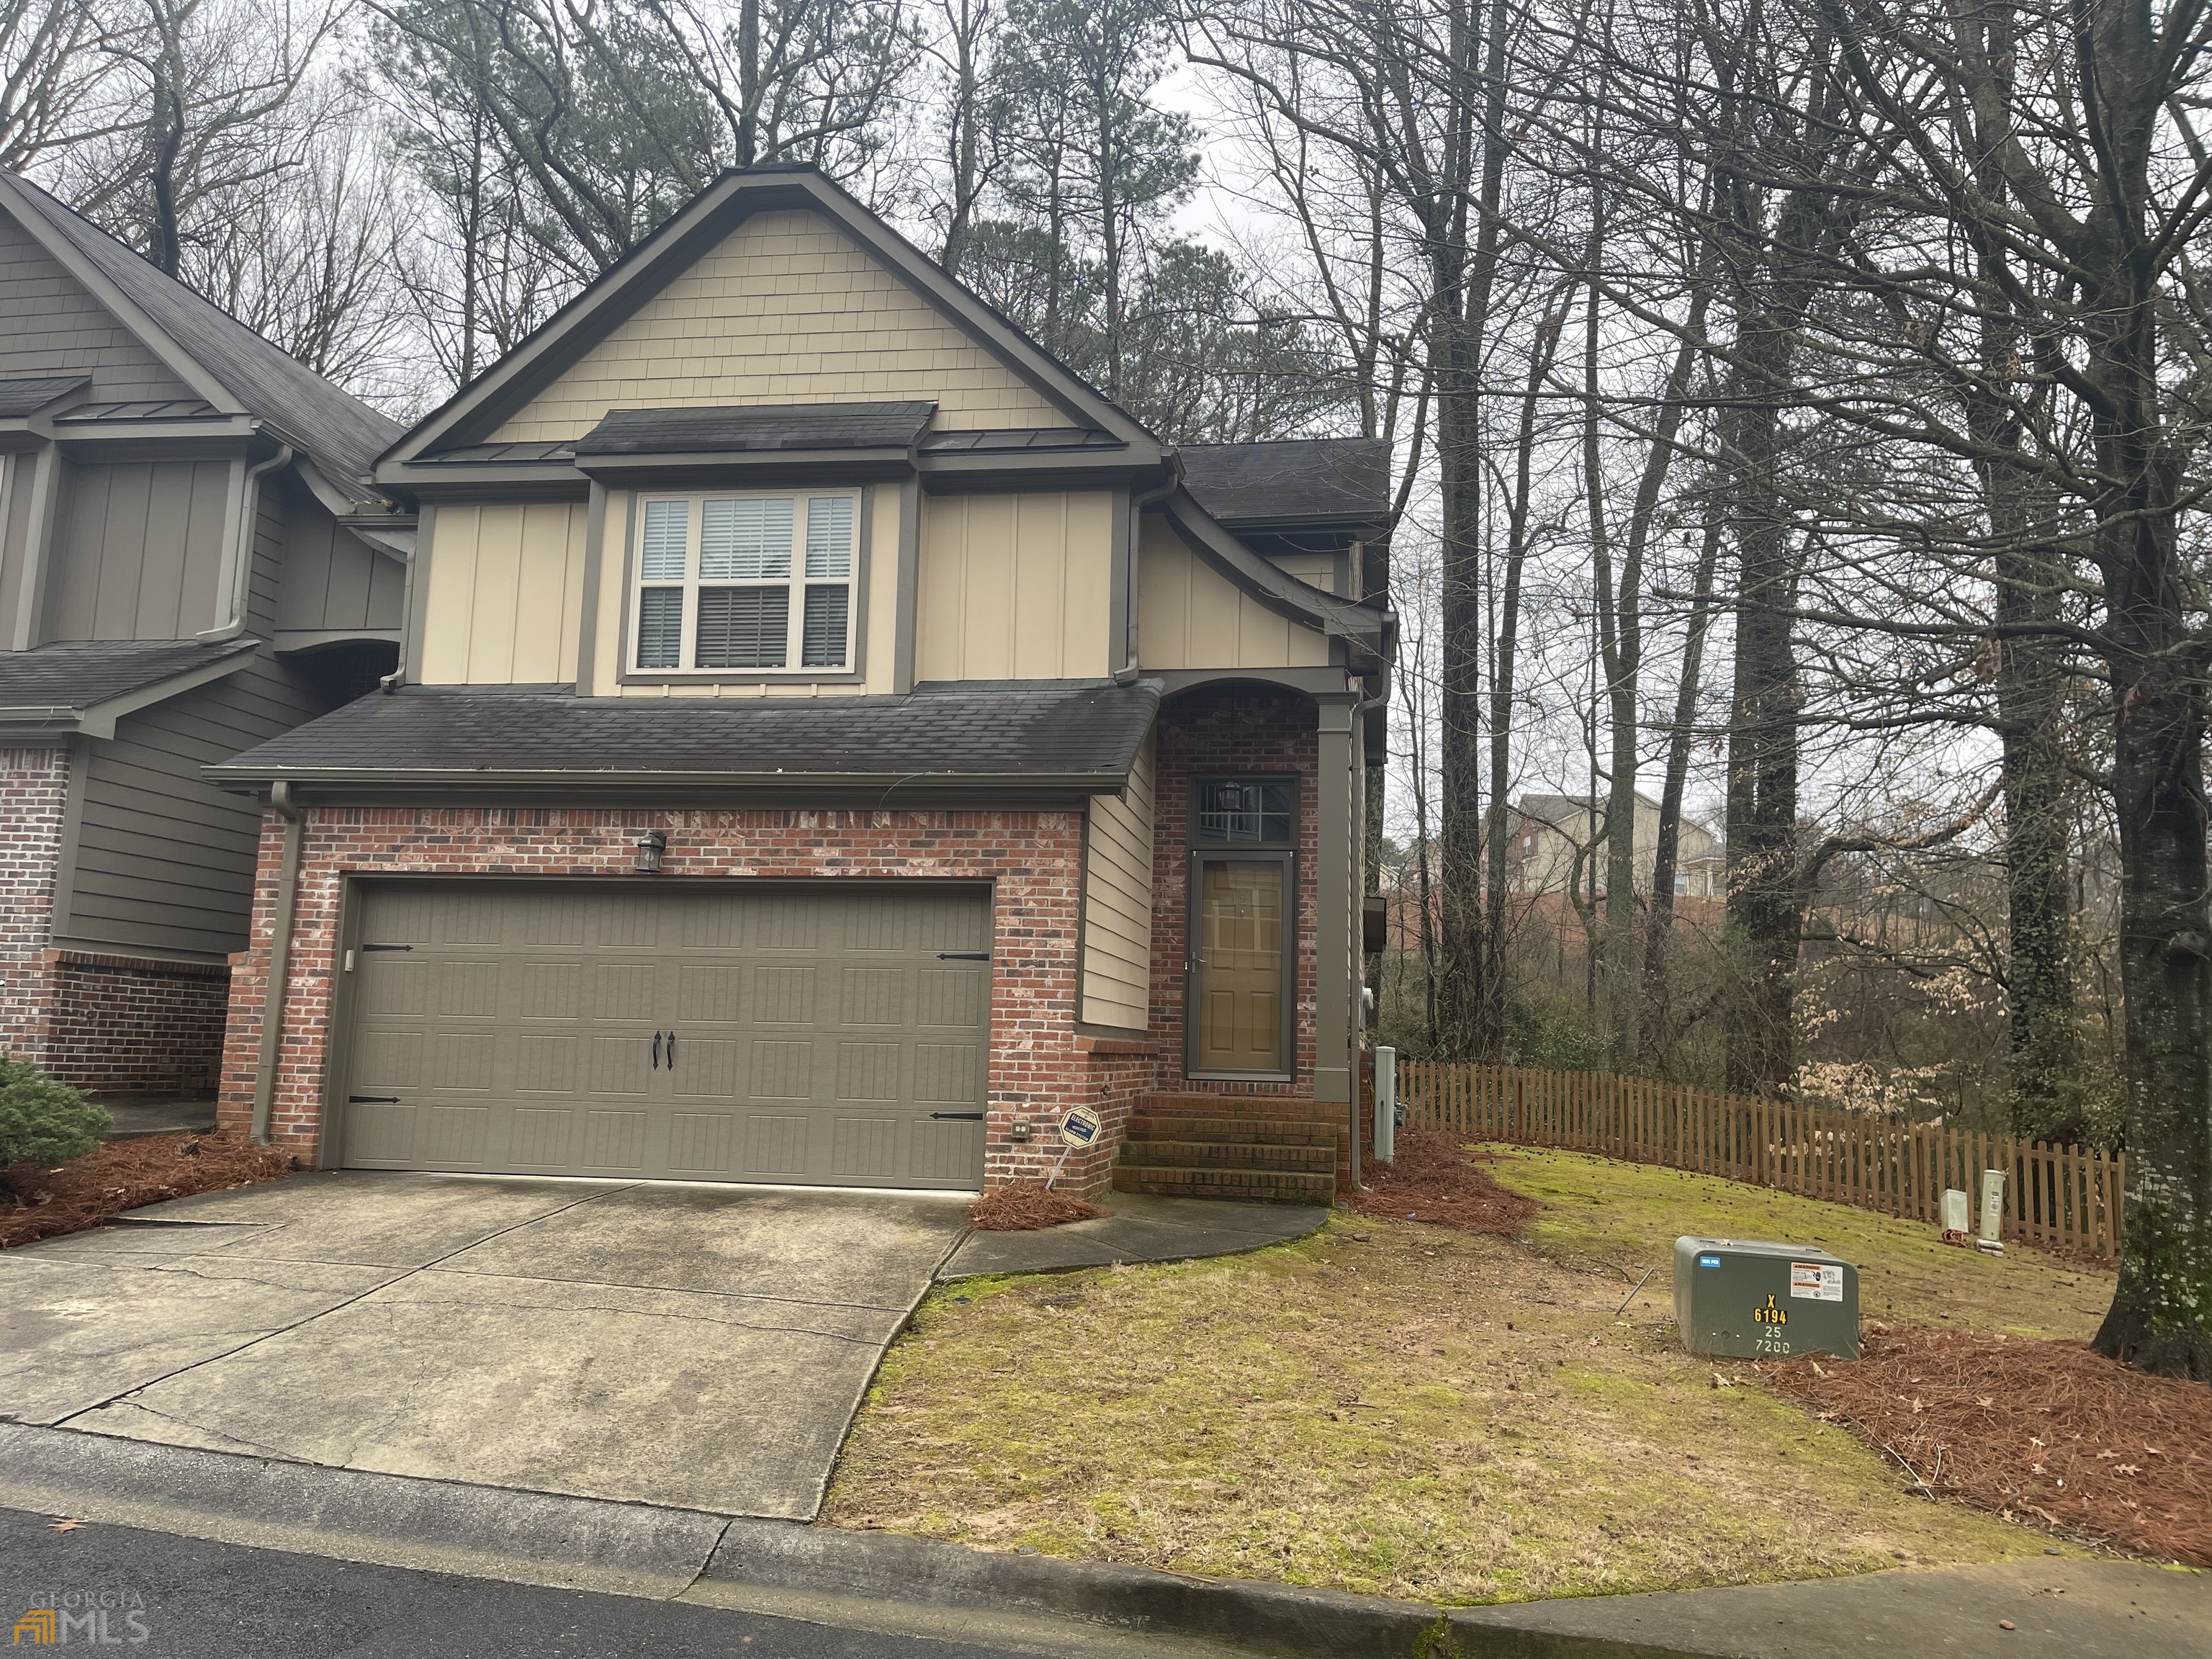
[1506,792,1723,899]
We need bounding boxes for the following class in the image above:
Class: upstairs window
[632,491,856,674]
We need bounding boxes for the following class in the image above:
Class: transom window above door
[631,491,858,673]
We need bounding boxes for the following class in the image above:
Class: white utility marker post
[1374,1046,1397,1164]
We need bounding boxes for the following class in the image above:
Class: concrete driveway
[0,1174,971,1519]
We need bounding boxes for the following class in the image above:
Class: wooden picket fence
[1398,1061,2126,1257]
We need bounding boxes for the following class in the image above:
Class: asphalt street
[0,1506,1160,1658]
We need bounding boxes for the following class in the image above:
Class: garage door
[338,881,991,1188]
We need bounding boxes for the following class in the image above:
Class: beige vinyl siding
[275,481,404,634]
[40,459,233,641]
[915,492,1113,681]
[417,501,588,684]
[489,210,1069,443]
[66,660,323,959]
[1080,729,1155,1031]
[1136,515,1332,671]
[0,212,194,402]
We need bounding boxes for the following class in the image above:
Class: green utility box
[1673,1236,1860,1361]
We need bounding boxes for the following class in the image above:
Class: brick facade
[0,747,70,1069]
[217,804,1163,1192]
[1146,686,1321,1094]
[217,690,1341,1189]
[0,747,230,1097]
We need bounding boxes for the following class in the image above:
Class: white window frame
[628,488,860,676]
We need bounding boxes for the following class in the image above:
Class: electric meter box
[1673,1236,1861,1361]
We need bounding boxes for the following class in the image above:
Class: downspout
[1115,467,1178,683]
[249,781,305,1145]
[197,444,292,643]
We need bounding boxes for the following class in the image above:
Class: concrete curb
[702,1519,1449,1658]
[0,1422,729,1599]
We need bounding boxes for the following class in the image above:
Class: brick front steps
[1111,1094,1342,1202]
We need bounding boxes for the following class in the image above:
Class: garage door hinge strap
[930,1111,984,1120]
[349,1095,400,1104]
[360,943,413,952]
[936,952,990,961]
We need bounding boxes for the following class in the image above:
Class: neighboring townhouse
[0,171,405,1100]
[206,163,1395,1199]
[1507,791,1724,899]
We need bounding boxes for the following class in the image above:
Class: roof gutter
[249,781,305,1146]
[199,443,292,644]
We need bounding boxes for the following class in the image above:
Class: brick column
[0,746,69,1067]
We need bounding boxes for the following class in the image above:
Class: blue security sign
[1060,1106,1102,1148]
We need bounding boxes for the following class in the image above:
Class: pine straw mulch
[968,1179,1107,1231]
[1764,1323,2212,1566]
[0,1132,292,1250]
[1344,1128,1545,1233]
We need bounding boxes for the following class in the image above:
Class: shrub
[0,1055,109,1182]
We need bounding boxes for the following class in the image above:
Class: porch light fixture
[634,830,668,874]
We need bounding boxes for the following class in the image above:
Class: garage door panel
[517,961,585,1021]
[838,966,904,1025]
[833,1116,898,1177]
[917,968,984,1028]
[342,881,989,1188]
[750,966,817,1023]
[836,1042,900,1102]
[742,1113,809,1174]
[912,1118,981,1182]
[582,1109,648,1171]
[747,1038,814,1100]
[421,1104,491,1164]
[667,1111,737,1174]
[511,1107,575,1167]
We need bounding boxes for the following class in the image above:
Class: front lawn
[822,1145,2113,1604]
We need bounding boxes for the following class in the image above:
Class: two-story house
[0,171,405,1100]
[207,165,1394,1199]
[1506,792,1724,899]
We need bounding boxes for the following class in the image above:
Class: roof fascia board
[54,418,260,462]
[0,173,245,415]
[573,448,914,486]
[202,767,1125,806]
[382,168,1162,470]
[1159,487,1393,649]
[395,470,593,505]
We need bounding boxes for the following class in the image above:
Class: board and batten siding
[1080,729,1156,1032]
[41,459,233,642]
[0,210,195,403]
[417,501,588,685]
[276,482,404,637]
[1136,516,1332,672]
[915,492,1113,682]
[490,209,1070,444]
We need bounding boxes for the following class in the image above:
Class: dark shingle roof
[0,637,258,711]
[55,397,223,423]
[919,428,1123,452]
[1180,439,1391,528]
[2,172,404,495]
[572,402,937,456]
[210,678,1161,788]
[0,374,87,417]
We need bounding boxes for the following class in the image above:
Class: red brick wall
[44,952,228,1097]
[0,747,70,1069]
[1147,688,1320,1096]
[219,804,1156,1191]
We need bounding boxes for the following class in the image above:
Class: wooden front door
[1193,856,1289,1074]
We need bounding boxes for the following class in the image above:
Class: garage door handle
[652,1032,662,1069]
[930,1112,984,1120]
[349,1095,401,1104]
[936,952,991,961]
[665,1032,675,1069]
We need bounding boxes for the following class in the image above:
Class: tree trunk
[1643,508,1722,1064]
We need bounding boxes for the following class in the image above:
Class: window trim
[1183,773,1300,1082]
[616,484,871,685]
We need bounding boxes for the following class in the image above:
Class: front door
[1192,855,1290,1074]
